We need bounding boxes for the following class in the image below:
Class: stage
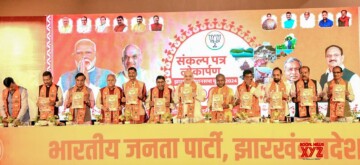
[0,123,359,164]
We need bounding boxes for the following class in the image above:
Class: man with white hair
[284,57,302,86]
[174,70,206,123]
[116,44,161,88]
[58,38,113,93]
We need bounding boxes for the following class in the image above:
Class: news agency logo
[300,142,324,160]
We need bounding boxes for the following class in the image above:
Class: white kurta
[174,82,206,122]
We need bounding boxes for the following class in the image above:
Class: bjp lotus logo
[205,30,225,50]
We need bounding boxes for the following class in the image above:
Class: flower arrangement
[94,114,102,125]
[236,111,248,121]
[47,115,59,123]
[64,112,73,122]
[204,112,212,121]
[119,110,132,124]
[94,114,102,122]
[162,112,172,123]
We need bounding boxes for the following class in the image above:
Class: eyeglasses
[326,54,341,58]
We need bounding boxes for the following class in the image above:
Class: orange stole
[124,81,144,121]
[328,79,348,121]
[2,86,21,118]
[208,86,231,121]
[149,86,171,123]
[269,81,287,120]
[236,82,260,117]
[100,87,122,124]
[296,80,317,117]
[177,82,196,118]
[69,86,88,124]
[39,84,57,120]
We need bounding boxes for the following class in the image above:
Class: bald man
[174,70,206,123]
[116,44,162,88]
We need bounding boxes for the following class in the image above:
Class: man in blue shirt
[284,12,295,29]
[319,10,333,27]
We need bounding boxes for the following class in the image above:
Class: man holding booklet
[208,73,234,123]
[234,70,261,122]
[322,66,354,122]
[265,67,291,122]
[146,75,174,123]
[291,66,322,121]
[37,71,63,123]
[64,73,95,124]
[121,67,147,124]
[96,74,123,124]
[174,70,206,123]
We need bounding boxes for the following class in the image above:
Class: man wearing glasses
[322,66,354,122]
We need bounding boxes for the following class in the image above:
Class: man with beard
[59,17,72,34]
[319,10,333,27]
[174,70,206,123]
[338,10,350,27]
[322,66,354,122]
[146,75,174,123]
[116,44,160,88]
[37,71,63,121]
[291,66,322,120]
[58,39,113,118]
[131,16,146,33]
[121,67,147,124]
[234,70,261,122]
[114,16,127,32]
[319,45,360,110]
[208,74,234,122]
[58,39,113,93]
[265,67,291,121]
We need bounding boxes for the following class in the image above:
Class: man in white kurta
[174,70,206,123]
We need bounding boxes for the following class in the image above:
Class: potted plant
[272,110,280,123]
[7,116,15,127]
[352,110,359,123]
[64,112,73,126]
[0,116,4,128]
[315,113,325,123]
[204,112,211,123]
[120,110,132,124]
[94,114,102,125]
[162,112,172,124]
[47,115,59,126]
[236,112,248,123]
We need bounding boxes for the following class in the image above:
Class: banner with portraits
[45,7,360,119]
